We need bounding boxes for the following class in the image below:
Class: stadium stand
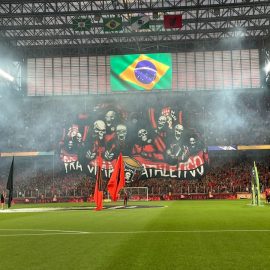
[1,152,269,202]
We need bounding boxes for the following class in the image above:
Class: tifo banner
[110,53,172,91]
[59,101,209,181]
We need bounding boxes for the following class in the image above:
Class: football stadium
[1,1,270,269]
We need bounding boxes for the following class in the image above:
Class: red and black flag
[107,153,125,201]
[94,155,103,211]
[163,15,183,29]
[6,156,14,208]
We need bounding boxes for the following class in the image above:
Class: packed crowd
[1,154,269,199]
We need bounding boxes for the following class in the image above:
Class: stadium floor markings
[84,229,270,234]
[1,229,270,237]
[0,207,95,213]
[0,205,164,213]
[0,229,89,237]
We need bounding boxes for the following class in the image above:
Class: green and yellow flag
[110,53,172,91]
[103,17,122,31]
[72,18,91,31]
[130,15,150,30]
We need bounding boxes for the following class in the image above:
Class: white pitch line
[84,229,270,234]
[0,229,90,237]
[0,229,89,233]
[1,229,270,237]
[0,207,95,213]
[0,233,89,237]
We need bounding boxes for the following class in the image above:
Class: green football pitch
[1,200,270,270]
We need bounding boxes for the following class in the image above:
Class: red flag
[107,153,125,201]
[163,15,182,29]
[94,155,103,211]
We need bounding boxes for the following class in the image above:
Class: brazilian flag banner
[110,53,172,91]
[72,18,91,31]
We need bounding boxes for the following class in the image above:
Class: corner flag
[6,156,14,208]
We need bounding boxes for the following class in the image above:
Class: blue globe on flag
[134,60,157,84]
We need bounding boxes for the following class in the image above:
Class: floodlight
[0,68,14,82]
[264,61,270,74]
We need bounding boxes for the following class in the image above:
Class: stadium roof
[0,0,270,58]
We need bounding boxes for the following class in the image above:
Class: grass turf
[0,200,270,270]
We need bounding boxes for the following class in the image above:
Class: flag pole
[6,156,14,208]
[94,149,103,211]
[253,161,261,206]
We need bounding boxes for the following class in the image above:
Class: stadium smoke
[0,87,268,181]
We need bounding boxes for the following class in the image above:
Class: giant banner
[59,101,209,181]
[110,53,172,91]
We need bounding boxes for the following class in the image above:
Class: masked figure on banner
[104,124,132,161]
[132,128,163,161]
[149,106,183,154]
[188,136,203,156]
[66,140,76,154]
[84,120,106,160]
[104,110,117,141]
[60,124,78,149]
[156,115,167,138]
[60,121,89,163]
[165,124,189,164]
[93,103,127,143]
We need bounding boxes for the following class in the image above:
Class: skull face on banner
[93,120,106,141]
[190,137,196,147]
[174,124,184,141]
[157,115,167,131]
[76,132,82,143]
[116,124,127,142]
[138,129,148,142]
[105,110,116,128]
[125,171,133,183]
